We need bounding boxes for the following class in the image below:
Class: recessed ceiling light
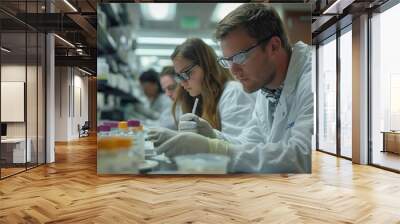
[211,3,243,22]
[140,3,176,21]
[137,37,218,47]
[135,48,174,56]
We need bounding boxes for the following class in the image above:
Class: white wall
[1,65,26,138]
[73,73,89,137]
[1,63,46,164]
[55,67,68,141]
[54,67,89,141]
[1,82,25,122]
[1,65,26,81]
[1,65,41,137]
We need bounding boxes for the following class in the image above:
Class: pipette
[192,98,199,114]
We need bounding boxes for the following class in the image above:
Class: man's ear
[269,36,282,53]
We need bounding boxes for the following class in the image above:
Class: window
[318,36,337,154]
[371,2,400,171]
[0,1,47,179]
[312,45,317,150]
[340,28,352,158]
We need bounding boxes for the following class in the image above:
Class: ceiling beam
[55,55,96,72]
[67,13,97,46]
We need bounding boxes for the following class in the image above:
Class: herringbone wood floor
[0,136,400,224]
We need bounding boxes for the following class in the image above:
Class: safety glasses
[174,63,197,83]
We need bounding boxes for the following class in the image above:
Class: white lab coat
[137,93,172,120]
[159,104,182,130]
[151,94,171,115]
[215,81,256,141]
[227,41,313,173]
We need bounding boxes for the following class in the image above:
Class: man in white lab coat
[156,3,313,173]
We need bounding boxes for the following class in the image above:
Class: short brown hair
[160,66,175,79]
[215,3,291,52]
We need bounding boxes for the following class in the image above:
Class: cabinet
[382,131,400,154]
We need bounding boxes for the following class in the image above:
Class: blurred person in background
[160,66,178,101]
[138,69,171,120]
[158,66,181,130]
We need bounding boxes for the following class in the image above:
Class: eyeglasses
[174,63,197,83]
[217,35,274,69]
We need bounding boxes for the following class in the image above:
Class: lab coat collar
[282,41,311,96]
[270,42,310,130]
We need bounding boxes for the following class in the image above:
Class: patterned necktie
[261,85,283,121]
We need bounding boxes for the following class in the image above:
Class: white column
[45,0,55,163]
[352,14,369,164]
[46,33,55,163]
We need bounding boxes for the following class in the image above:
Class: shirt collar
[261,85,283,101]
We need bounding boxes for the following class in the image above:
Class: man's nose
[230,63,243,78]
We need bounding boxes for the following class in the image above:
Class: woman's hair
[139,69,162,95]
[170,38,233,130]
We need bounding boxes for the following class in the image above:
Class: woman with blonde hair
[148,38,255,146]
